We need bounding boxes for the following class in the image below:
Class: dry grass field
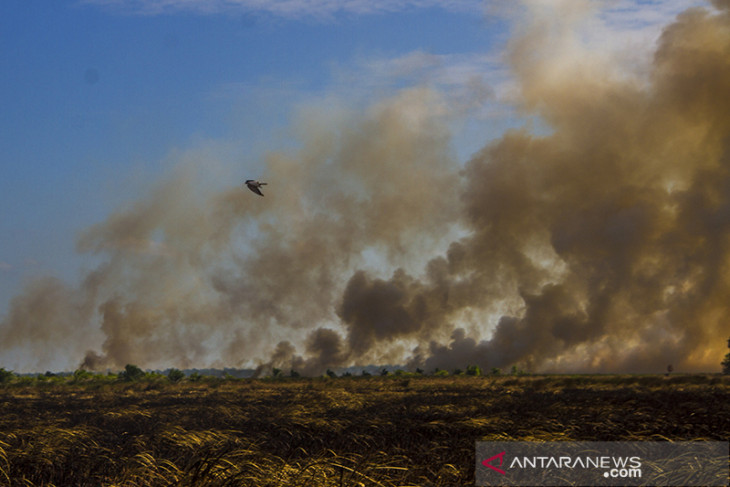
[0,374,728,486]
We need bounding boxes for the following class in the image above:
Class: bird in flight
[245,180,267,196]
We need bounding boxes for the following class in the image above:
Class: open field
[1,374,728,486]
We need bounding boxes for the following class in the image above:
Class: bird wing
[247,184,264,196]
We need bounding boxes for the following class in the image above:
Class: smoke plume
[1,1,729,373]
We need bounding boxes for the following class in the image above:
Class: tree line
[2,339,729,385]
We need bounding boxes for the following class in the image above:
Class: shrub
[167,368,185,383]
[73,369,93,382]
[510,365,527,376]
[119,364,145,382]
[0,368,14,383]
[466,365,482,376]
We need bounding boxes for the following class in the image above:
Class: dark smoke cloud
[2,2,730,374]
[334,0,730,374]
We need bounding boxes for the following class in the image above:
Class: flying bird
[245,180,267,196]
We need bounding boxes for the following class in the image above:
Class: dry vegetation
[0,374,728,486]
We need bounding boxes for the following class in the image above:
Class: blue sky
[0,0,504,313]
[0,0,714,371]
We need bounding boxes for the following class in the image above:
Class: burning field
[1,374,728,486]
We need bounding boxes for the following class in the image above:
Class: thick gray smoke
[338,0,730,374]
[1,1,729,373]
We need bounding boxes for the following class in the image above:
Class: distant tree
[0,368,14,383]
[119,364,145,382]
[73,369,94,382]
[361,370,371,377]
[722,337,730,374]
[167,368,185,383]
[666,364,673,376]
[148,371,167,381]
[510,365,526,376]
[453,368,463,376]
[416,368,424,375]
[466,365,482,376]
[326,369,337,378]
[490,367,502,376]
[272,368,282,378]
[289,369,300,378]
[380,368,389,376]
[434,369,449,377]
[189,372,202,382]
